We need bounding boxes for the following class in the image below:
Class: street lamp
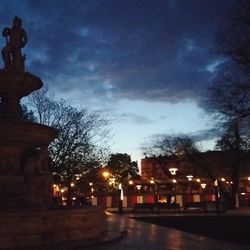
[109,177,116,185]
[149,178,158,203]
[118,183,123,215]
[103,171,110,179]
[150,179,155,184]
[214,179,220,212]
[128,180,133,185]
[186,175,193,181]
[169,168,178,175]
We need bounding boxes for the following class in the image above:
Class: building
[138,151,250,207]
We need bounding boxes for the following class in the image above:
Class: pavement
[13,208,250,250]
[82,209,250,250]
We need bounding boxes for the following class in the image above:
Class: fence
[91,193,216,209]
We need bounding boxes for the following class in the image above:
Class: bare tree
[29,88,110,205]
[142,134,202,179]
[206,0,250,208]
[207,76,250,208]
[217,0,250,72]
[142,134,198,157]
[28,86,58,125]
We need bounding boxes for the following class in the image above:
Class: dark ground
[132,215,250,245]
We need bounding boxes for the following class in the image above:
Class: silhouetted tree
[142,134,198,157]
[107,153,139,191]
[206,0,250,208]
[217,0,250,72]
[142,134,203,178]
[215,122,250,151]
[208,79,250,208]
[29,88,110,205]
[20,104,36,122]
[0,102,36,121]
[143,133,250,208]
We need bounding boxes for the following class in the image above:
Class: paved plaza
[85,211,250,250]
[13,209,250,250]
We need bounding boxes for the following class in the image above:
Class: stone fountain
[0,17,105,249]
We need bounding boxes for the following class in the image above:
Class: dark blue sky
[0,0,236,161]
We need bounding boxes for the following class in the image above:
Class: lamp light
[103,171,110,179]
[169,168,178,175]
[186,175,193,181]
[150,179,155,184]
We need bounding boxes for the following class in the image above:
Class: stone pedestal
[0,207,106,249]
[0,17,107,249]
[0,70,42,118]
[0,70,57,211]
[0,70,106,249]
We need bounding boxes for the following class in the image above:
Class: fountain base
[0,207,106,249]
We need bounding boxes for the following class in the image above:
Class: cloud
[0,0,234,105]
[114,113,154,124]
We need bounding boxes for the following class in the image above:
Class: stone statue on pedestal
[0,17,105,249]
[1,16,27,71]
[0,17,56,211]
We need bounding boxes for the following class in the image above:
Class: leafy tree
[107,153,139,190]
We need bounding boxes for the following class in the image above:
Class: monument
[0,17,105,249]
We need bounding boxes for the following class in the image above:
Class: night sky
[0,0,236,163]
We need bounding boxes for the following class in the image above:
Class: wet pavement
[84,211,250,250]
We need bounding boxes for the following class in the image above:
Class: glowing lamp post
[186,175,193,181]
[214,179,220,212]
[102,171,110,180]
[128,180,133,185]
[150,179,158,204]
[169,168,178,175]
[201,183,206,189]
[118,183,123,215]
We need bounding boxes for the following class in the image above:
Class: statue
[1,16,27,71]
